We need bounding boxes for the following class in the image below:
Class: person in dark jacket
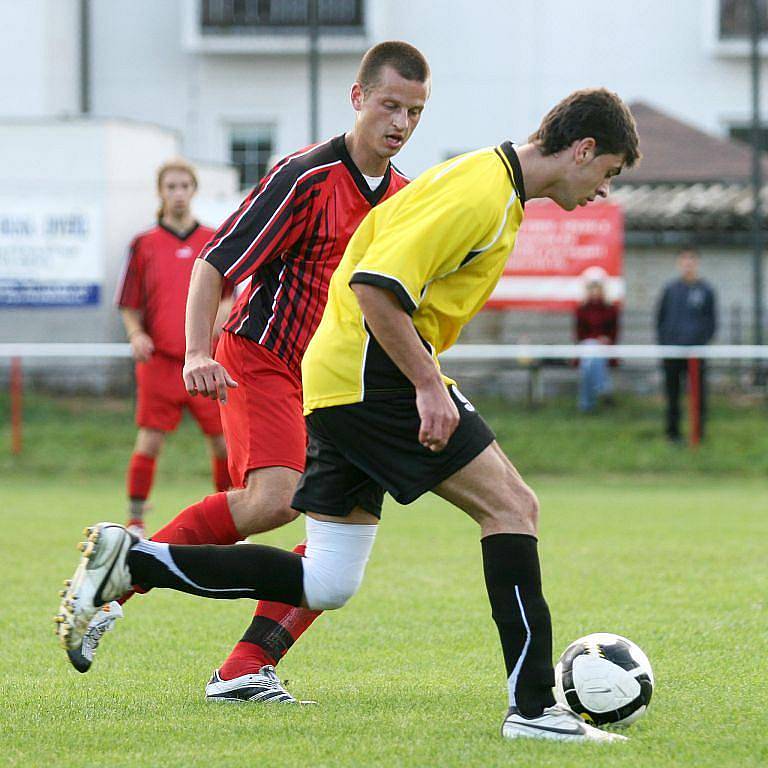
[655,249,717,441]
[575,275,619,412]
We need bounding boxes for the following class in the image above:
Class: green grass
[1,393,766,765]
[2,391,768,479]
[2,475,766,767]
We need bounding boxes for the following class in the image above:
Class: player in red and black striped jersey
[115,159,233,538]
[204,133,410,380]
[70,42,431,695]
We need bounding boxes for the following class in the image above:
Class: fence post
[10,356,22,454]
[688,356,701,448]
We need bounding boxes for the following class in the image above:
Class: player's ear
[573,137,596,164]
[350,82,365,112]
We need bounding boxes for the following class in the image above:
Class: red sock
[212,456,231,492]
[127,452,156,501]
[219,542,323,680]
[150,493,240,545]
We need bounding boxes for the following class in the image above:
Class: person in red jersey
[116,159,233,537]
[68,42,431,693]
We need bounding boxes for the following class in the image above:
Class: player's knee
[513,483,540,530]
[300,517,378,611]
[302,560,363,610]
[490,478,539,533]
[239,484,299,532]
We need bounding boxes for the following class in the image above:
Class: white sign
[0,201,103,306]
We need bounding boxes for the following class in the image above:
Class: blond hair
[156,158,198,218]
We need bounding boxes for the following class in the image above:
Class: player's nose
[391,108,408,130]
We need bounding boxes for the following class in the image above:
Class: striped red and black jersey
[199,134,409,378]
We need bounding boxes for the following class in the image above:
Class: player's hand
[415,379,459,452]
[129,332,154,363]
[183,353,238,403]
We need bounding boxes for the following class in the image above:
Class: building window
[201,0,364,34]
[719,0,768,39]
[230,125,275,190]
[729,124,768,152]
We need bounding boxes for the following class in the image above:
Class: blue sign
[0,281,100,307]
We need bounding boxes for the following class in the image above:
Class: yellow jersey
[302,142,526,413]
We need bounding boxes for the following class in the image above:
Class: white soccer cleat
[205,666,315,705]
[65,601,124,673]
[54,523,136,653]
[501,703,628,742]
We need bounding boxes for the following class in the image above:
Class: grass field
[1,393,766,766]
[2,472,766,767]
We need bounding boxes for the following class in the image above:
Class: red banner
[488,200,624,310]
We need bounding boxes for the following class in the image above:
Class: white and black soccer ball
[554,632,654,727]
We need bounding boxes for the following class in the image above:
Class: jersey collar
[496,142,527,208]
[158,220,200,241]
[332,134,392,207]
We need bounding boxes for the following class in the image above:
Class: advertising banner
[488,200,624,310]
[0,202,103,307]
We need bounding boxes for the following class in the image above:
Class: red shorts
[215,332,306,488]
[135,353,223,436]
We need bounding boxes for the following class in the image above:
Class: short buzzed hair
[530,88,641,168]
[356,40,430,93]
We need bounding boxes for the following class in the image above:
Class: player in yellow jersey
[57,88,640,742]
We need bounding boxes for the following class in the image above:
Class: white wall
[76,0,768,179]
[0,0,79,118]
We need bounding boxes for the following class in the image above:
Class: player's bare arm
[351,283,458,452]
[183,259,237,403]
[119,307,154,362]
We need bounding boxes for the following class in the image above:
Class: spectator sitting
[575,273,619,413]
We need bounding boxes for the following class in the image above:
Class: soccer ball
[554,632,654,727]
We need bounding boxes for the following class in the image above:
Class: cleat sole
[56,526,103,649]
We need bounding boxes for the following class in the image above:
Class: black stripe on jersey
[332,134,393,206]
[225,204,293,284]
[250,261,286,341]
[350,271,418,315]
[224,168,330,286]
[203,143,338,278]
[274,202,329,357]
[294,193,334,357]
[499,142,526,207]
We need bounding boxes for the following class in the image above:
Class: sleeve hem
[349,271,418,315]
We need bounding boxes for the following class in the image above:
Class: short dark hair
[529,88,641,167]
[356,41,430,92]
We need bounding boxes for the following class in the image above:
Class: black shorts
[291,386,495,518]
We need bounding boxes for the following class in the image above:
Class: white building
[2,0,766,184]
[0,0,765,362]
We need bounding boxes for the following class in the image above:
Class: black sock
[127,541,304,605]
[481,533,556,718]
[240,616,296,665]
